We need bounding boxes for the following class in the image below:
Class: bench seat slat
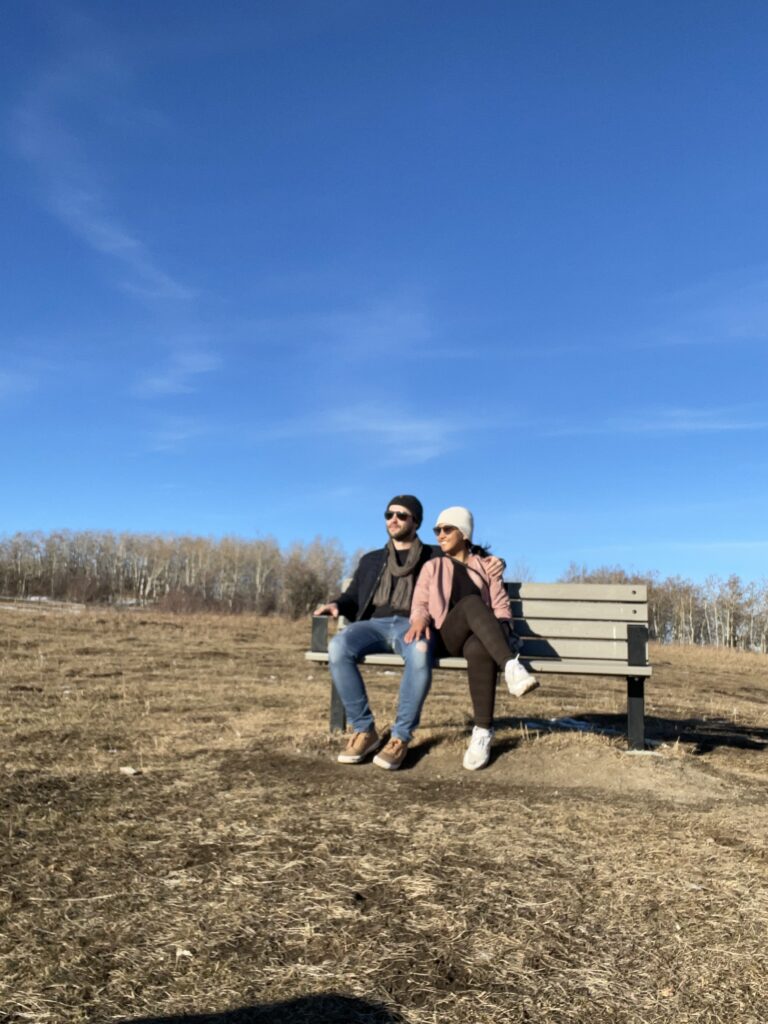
[517,659,651,677]
[305,650,651,677]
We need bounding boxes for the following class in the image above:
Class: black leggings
[438,595,512,729]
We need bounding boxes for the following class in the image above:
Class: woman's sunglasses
[433,525,457,536]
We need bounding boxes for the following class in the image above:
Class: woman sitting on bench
[405,506,538,771]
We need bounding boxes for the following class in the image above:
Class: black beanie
[387,495,423,527]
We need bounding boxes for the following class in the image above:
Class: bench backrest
[325,578,651,675]
[508,582,649,670]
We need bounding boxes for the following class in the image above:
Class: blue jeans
[328,616,433,742]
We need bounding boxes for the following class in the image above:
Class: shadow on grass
[487,734,524,765]
[120,992,408,1024]
[495,712,768,755]
[402,734,443,768]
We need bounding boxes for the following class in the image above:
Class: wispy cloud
[317,301,432,355]
[48,185,194,300]
[328,406,456,463]
[655,540,768,552]
[259,402,466,464]
[239,297,435,358]
[547,405,768,437]
[639,264,768,350]
[10,27,193,302]
[504,264,768,357]
[575,539,768,581]
[145,415,208,454]
[134,350,221,397]
[0,370,37,402]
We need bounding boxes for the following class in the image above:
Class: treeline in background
[562,563,768,653]
[1,531,767,652]
[0,531,347,619]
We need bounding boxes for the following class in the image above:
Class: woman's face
[434,524,466,558]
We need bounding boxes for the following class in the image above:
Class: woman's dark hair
[468,541,491,558]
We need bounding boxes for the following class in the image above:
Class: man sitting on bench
[314,495,435,771]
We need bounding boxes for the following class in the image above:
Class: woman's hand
[404,617,431,644]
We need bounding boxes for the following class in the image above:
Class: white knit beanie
[435,506,474,542]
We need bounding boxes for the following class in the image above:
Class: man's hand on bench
[485,556,505,580]
[314,603,339,617]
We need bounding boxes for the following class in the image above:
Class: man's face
[385,504,417,542]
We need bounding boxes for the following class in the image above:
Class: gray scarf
[372,538,424,614]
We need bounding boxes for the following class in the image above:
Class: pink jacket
[411,554,512,629]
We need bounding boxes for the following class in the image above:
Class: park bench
[306,581,652,751]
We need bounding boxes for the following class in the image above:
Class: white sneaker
[504,655,539,697]
[463,726,493,771]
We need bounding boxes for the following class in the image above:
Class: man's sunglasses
[433,525,457,536]
[385,510,412,521]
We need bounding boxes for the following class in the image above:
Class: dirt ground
[2,606,768,1024]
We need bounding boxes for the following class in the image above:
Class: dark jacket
[334,542,439,622]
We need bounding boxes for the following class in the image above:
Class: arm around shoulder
[410,557,436,624]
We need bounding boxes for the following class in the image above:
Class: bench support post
[312,617,348,732]
[626,623,648,750]
[626,676,645,750]
[330,682,347,733]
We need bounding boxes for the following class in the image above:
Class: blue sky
[2,0,768,583]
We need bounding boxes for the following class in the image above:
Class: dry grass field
[2,605,768,1024]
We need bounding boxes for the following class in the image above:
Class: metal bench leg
[311,616,347,733]
[330,682,347,733]
[627,676,645,750]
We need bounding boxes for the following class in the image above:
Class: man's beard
[390,525,416,542]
